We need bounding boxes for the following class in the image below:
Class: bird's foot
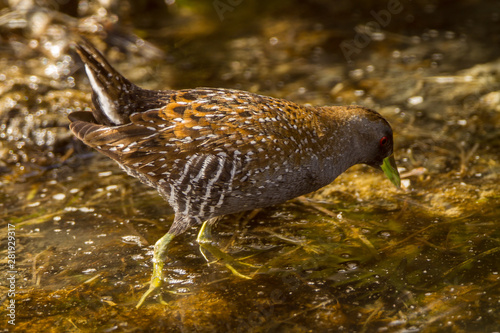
[136,232,175,308]
[197,219,258,279]
[136,259,164,308]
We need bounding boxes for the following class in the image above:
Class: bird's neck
[313,108,367,181]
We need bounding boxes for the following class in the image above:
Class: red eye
[379,136,389,146]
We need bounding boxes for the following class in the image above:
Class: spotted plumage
[69,39,400,306]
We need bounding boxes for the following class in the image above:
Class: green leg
[136,232,175,308]
[196,219,213,262]
[196,219,256,279]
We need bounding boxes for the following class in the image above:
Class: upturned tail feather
[74,37,171,126]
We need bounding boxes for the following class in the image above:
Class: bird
[68,38,401,308]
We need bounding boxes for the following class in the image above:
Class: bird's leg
[196,218,213,262]
[196,219,256,279]
[136,232,175,308]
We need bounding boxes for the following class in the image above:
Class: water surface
[1,0,499,332]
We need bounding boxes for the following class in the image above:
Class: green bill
[381,154,401,188]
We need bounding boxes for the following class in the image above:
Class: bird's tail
[74,38,140,126]
[74,38,170,126]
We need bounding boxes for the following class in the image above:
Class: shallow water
[1,0,499,332]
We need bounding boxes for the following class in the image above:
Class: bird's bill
[381,154,401,188]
